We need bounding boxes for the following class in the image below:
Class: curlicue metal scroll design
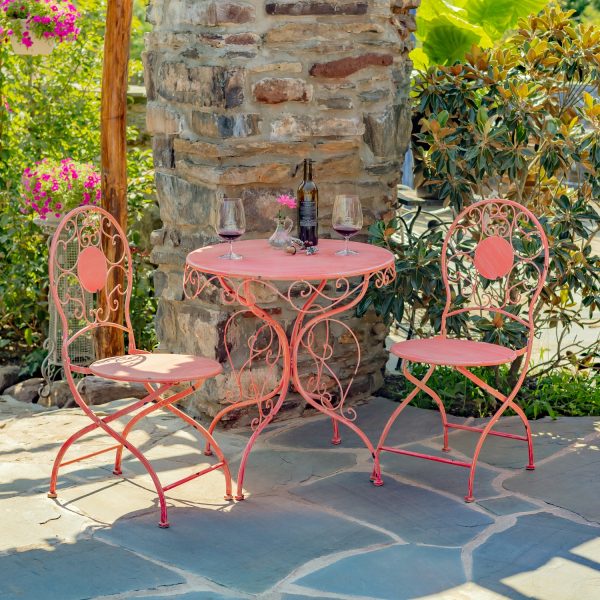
[442,199,548,331]
[51,209,132,342]
[184,257,396,500]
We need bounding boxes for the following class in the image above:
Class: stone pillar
[145,0,418,423]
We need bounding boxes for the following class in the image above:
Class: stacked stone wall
[145,0,419,422]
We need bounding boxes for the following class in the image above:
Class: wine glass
[332,195,363,256]
[215,197,246,260]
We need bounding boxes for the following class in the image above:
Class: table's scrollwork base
[184,263,394,499]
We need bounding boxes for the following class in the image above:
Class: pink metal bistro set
[47,199,549,527]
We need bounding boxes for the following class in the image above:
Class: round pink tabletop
[186,239,394,281]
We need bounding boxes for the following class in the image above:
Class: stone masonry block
[253,78,313,104]
[148,0,255,27]
[266,22,384,44]
[266,1,368,15]
[157,63,244,108]
[363,109,399,158]
[191,112,261,138]
[310,53,394,78]
[271,114,364,139]
[146,103,181,135]
[152,135,176,169]
[177,160,292,186]
[155,172,214,226]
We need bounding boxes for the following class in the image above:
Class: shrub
[363,5,600,381]
[384,364,599,419]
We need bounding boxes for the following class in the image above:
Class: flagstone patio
[1,393,599,599]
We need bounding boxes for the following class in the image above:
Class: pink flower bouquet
[1,0,80,50]
[276,193,296,219]
[21,158,101,220]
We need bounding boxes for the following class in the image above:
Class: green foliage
[389,364,599,419]
[0,0,158,365]
[413,0,548,69]
[127,145,159,351]
[357,215,450,338]
[408,5,600,367]
[562,0,600,21]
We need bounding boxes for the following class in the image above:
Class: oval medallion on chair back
[78,246,109,293]
[474,236,514,280]
[441,199,550,338]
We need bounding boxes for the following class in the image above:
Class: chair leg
[331,418,341,445]
[115,383,234,502]
[50,413,171,528]
[163,403,233,500]
[48,421,101,498]
[404,362,450,452]
[506,399,535,470]
[465,401,511,503]
[372,362,435,486]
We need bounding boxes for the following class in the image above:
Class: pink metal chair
[373,199,549,501]
[47,206,233,527]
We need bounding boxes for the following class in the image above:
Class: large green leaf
[414,12,492,68]
[465,0,549,38]
[414,0,549,68]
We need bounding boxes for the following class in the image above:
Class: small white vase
[10,23,54,56]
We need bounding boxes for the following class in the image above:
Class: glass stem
[229,240,233,257]
[345,236,349,254]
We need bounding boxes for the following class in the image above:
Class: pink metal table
[185,238,395,499]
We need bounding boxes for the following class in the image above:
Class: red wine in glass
[217,229,244,242]
[332,195,363,255]
[333,225,361,237]
[215,198,245,260]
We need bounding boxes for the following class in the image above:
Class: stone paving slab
[476,495,539,516]
[379,443,498,500]
[291,471,492,546]
[0,493,93,553]
[2,394,600,599]
[96,497,390,595]
[472,512,600,600]
[295,544,466,600]
[448,415,600,469]
[231,448,356,497]
[0,538,184,600]
[143,592,245,600]
[269,400,447,450]
[504,444,600,523]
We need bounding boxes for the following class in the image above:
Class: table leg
[221,280,292,500]
[290,278,377,458]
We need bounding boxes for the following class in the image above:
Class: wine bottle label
[299,201,317,227]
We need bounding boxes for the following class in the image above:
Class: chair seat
[391,337,517,367]
[89,353,223,383]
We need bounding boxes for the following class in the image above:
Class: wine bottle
[297,158,318,247]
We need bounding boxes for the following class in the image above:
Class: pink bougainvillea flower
[19,158,101,220]
[1,0,80,48]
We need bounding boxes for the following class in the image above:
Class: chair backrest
[48,206,135,367]
[440,199,549,351]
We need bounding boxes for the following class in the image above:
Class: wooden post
[97,0,134,358]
